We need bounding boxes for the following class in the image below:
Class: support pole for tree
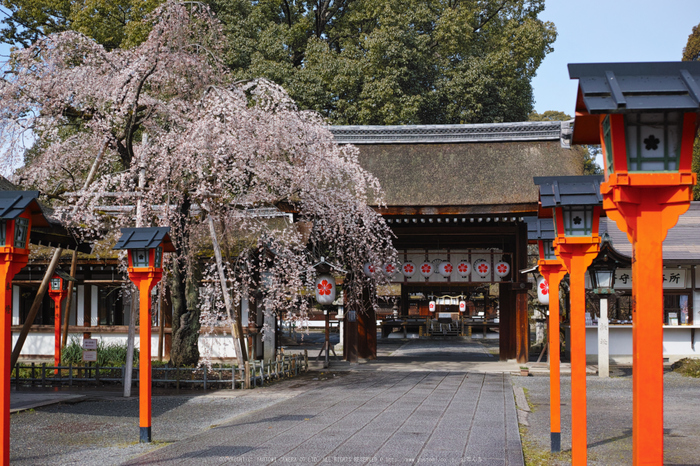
[124,288,138,397]
[158,292,164,361]
[61,249,78,348]
[125,135,147,396]
[206,210,247,368]
[11,250,62,367]
[11,139,108,365]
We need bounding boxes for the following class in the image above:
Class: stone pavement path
[125,370,523,466]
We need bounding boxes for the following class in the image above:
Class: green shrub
[671,358,700,378]
[61,337,139,367]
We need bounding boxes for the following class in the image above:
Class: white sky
[532,0,700,115]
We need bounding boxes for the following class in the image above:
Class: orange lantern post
[48,272,69,373]
[569,62,700,465]
[0,191,48,466]
[534,176,603,465]
[114,227,174,443]
[526,217,567,452]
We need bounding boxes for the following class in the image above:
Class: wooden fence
[10,351,308,391]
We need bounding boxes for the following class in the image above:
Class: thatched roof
[332,122,584,209]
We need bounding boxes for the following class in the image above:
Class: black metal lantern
[587,234,628,295]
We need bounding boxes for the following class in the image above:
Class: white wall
[12,331,238,359]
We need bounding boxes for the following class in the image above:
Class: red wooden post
[539,262,566,452]
[114,227,173,444]
[48,276,67,373]
[130,271,160,443]
[0,205,38,466]
[556,239,599,465]
[0,261,22,466]
[602,177,694,464]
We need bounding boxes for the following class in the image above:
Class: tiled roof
[534,175,604,207]
[569,62,700,114]
[601,202,700,263]
[0,178,91,252]
[524,217,555,241]
[114,227,174,251]
[0,190,42,220]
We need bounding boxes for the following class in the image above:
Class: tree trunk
[169,195,201,366]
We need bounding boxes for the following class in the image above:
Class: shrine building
[330,121,584,363]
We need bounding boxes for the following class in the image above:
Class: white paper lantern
[438,261,453,278]
[473,259,490,277]
[537,276,549,305]
[363,262,377,277]
[401,262,416,277]
[457,261,471,277]
[315,274,336,305]
[459,301,466,312]
[428,301,436,312]
[419,262,434,278]
[383,263,398,276]
[494,261,510,278]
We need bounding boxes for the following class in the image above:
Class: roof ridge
[330,121,566,145]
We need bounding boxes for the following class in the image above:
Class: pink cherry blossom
[0,1,397,354]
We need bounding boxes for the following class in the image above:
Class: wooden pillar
[358,307,377,359]
[515,221,530,363]
[342,286,358,362]
[514,284,530,363]
[499,283,515,360]
[357,284,376,360]
[400,284,409,316]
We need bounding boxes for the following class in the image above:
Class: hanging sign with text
[613,268,687,290]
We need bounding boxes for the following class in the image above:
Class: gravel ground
[512,369,700,465]
[10,372,344,465]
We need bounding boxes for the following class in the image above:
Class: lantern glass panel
[602,116,614,176]
[131,249,150,268]
[0,220,5,246]
[542,240,556,260]
[13,217,29,248]
[51,278,61,290]
[625,112,682,172]
[562,206,594,236]
[154,247,162,268]
[595,270,614,289]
